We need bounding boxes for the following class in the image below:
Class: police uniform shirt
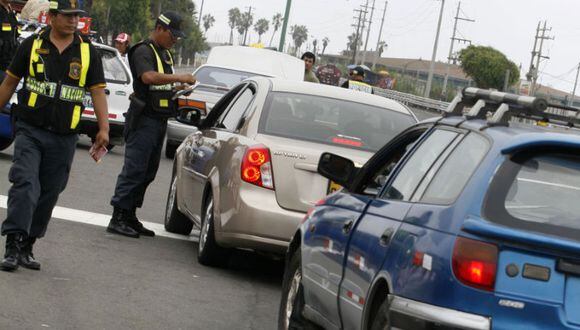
[0,3,19,71]
[129,40,174,118]
[6,28,106,131]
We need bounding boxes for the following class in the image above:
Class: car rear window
[99,49,130,85]
[195,66,267,88]
[259,92,416,152]
[485,152,580,241]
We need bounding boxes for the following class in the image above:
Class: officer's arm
[141,71,196,86]
[0,74,20,111]
[90,87,110,149]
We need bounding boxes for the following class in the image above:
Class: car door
[183,83,258,222]
[302,125,430,328]
[338,128,464,330]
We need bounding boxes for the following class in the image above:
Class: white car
[165,46,305,158]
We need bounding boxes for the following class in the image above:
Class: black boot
[128,209,155,237]
[1,233,22,272]
[19,237,41,270]
[107,207,140,238]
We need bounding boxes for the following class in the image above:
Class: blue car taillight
[452,237,498,292]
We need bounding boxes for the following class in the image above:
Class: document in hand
[89,144,108,163]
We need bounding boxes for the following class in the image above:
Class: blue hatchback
[278,88,580,330]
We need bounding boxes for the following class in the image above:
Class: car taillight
[241,145,274,190]
[452,237,498,291]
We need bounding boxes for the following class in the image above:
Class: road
[0,139,284,329]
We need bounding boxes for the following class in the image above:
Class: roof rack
[443,87,580,129]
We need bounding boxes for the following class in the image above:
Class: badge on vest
[2,23,12,31]
[69,61,82,80]
[36,48,50,55]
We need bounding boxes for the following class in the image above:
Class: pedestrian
[0,0,110,272]
[341,65,373,94]
[114,32,130,63]
[107,11,196,238]
[301,51,319,83]
[0,0,19,81]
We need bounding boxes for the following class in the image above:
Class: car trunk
[255,134,371,213]
[180,87,225,116]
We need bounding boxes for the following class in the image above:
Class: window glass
[195,66,267,88]
[220,88,255,130]
[382,130,458,201]
[99,49,130,84]
[260,92,415,152]
[421,133,488,204]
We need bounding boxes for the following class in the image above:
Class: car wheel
[197,193,230,267]
[165,141,177,158]
[0,137,13,151]
[370,299,391,330]
[278,250,320,330]
[164,172,193,235]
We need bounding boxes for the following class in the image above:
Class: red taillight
[241,145,274,190]
[331,137,363,147]
[452,237,498,291]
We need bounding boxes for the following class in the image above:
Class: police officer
[341,66,373,94]
[107,11,196,238]
[0,0,19,80]
[0,0,109,272]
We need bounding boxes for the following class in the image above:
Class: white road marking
[0,195,198,242]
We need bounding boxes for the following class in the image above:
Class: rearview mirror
[176,107,202,127]
[318,152,357,190]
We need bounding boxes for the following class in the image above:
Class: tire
[164,171,193,235]
[0,137,13,151]
[278,250,320,330]
[370,299,391,330]
[165,141,177,159]
[197,193,230,267]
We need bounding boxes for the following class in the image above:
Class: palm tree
[269,13,283,47]
[312,38,318,55]
[237,11,254,45]
[290,25,308,55]
[254,18,270,43]
[346,33,362,55]
[228,8,241,45]
[202,14,215,36]
[322,37,330,55]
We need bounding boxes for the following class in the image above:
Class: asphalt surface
[0,138,284,329]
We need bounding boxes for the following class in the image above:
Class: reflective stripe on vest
[27,34,91,129]
[148,43,173,108]
[348,80,373,94]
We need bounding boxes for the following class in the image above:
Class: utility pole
[197,0,205,26]
[424,0,445,98]
[441,2,474,98]
[360,0,376,66]
[527,21,554,95]
[351,7,366,65]
[242,6,254,46]
[569,62,580,106]
[278,0,292,52]
[372,0,388,70]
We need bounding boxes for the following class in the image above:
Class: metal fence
[373,88,449,113]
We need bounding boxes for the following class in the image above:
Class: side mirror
[318,152,357,190]
[176,107,202,127]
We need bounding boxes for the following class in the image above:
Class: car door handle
[342,219,354,235]
[380,227,395,246]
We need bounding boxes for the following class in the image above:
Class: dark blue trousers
[110,114,167,210]
[1,120,78,238]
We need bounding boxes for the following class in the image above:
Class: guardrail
[373,88,449,113]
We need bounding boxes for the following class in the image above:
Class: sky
[195,0,580,93]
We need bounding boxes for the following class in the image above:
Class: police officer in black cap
[0,0,109,272]
[341,65,374,94]
[107,11,196,238]
[0,0,19,80]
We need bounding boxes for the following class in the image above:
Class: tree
[322,37,329,55]
[238,11,254,45]
[254,18,269,43]
[343,33,362,56]
[269,13,283,47]
[459,45,520,90]
[290,25,308,55]
[202,14,215,36]
[228,8,241,45]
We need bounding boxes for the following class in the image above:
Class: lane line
[0,195,198,242]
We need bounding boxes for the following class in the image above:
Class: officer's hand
[95,130,110,150]
[178,74,196,85]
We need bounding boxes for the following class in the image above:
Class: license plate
[327,180,342,194]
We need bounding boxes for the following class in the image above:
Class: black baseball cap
[157,11,185,39]
[350,66,366,77]
[49,0,85,14]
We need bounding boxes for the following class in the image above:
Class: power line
[526,20,555,95]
